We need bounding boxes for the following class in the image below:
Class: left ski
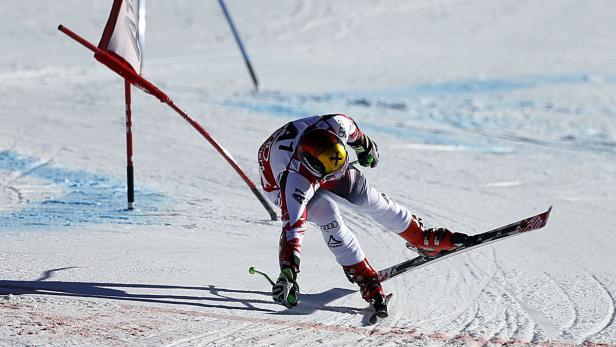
[378,206,552,282]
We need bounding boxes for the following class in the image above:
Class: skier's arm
[350,134,379,168]
[328,114,379,168]
[323,114,363,145]
[278,170,316,271]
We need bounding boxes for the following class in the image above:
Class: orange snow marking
[123,304,615,347]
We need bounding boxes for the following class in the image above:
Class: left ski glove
[272,268,300,308]
[351,135,379,168]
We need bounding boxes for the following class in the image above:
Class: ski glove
[272,268,300,308]
[351,135,379,168]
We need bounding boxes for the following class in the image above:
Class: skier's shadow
[273,287,364,316]
[0,267,278,313]
[0,268,367,317]
[275,288,380,327]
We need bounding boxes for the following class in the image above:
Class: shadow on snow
[0,268,362,316]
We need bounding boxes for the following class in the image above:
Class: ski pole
[248,266,275,286]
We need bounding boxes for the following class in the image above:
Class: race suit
[258,114,413,272]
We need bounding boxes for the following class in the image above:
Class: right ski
[378,206,552,282]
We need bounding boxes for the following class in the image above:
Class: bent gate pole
[58,24,278,221]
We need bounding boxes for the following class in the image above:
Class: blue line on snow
[0,151,165,230]
[223,99,512,153]
[361,74,593,98]
[222,73,615,154]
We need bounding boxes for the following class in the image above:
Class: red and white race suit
[258,114,413,271]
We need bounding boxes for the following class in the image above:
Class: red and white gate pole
[58,24,278,220]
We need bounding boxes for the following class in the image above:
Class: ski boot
[272,267,300,308]
[398,216,468,257]
[343,258,390,322]
[274,230,302,308]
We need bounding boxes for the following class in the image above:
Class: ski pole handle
[248,266,275,286]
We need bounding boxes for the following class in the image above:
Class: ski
[378,206,553,282]
[368,293,393,325]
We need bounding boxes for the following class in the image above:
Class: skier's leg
[306,190,365,266]
[322,167,467,256]
[342,258,385,304]
[263,189,281,208]
[321,167,412,232]
[263,188,303,307]
[306,190,384,304]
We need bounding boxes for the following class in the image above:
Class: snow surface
[1,0,616,345]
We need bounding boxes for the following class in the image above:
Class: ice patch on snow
[398,143,489,152]
[222,73,616,156]
[0,151,166,230]
[222,98,513,154]
[368,74,594,98]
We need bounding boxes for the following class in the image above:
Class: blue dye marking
[0,151,165,230]
[223,101,307,118]
[368,74,591,98]
[223,73,615,154]
[299,74,593,99]
[358,123,513,154]
[225,99,511,153]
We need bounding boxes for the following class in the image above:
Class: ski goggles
[300,151,349,182]
[321,156,349,182]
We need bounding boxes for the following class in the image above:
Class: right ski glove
[272,268,300,308]
[351,135,379,168]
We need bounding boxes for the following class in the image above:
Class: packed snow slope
[2,0,616,345]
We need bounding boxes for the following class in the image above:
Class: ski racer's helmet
[297,128,348,181]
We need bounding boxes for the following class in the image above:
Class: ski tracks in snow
[526,267,616,344]
[579,271,616,343]
[0,148,65,211]
[3,289,611,346]
[467,250,616,345]
[435,247,537,344]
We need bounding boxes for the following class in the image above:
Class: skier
[257,114,468,311]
